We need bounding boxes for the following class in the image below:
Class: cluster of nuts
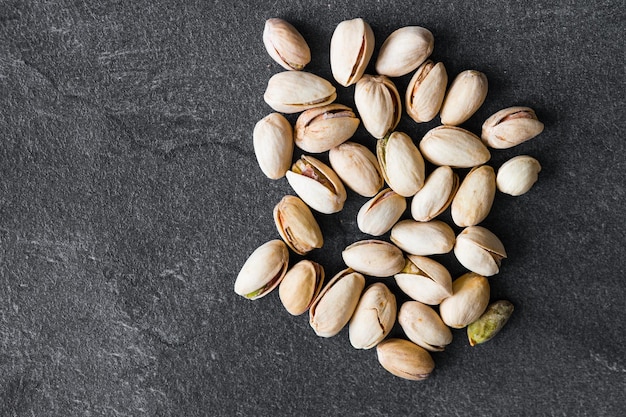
[235,17,544,380]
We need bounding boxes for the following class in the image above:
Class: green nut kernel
[467,300,514,346]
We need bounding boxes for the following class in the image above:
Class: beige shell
[405,61,448,123]
[440,70,488,126]
[398,301,453,351]
[394,255,453,305]
[234,240,289,300]
[349,283,397,349]
[342,240,405,277]
[482,106,544,149]
[330,18,375,87]
[329,141,384,197]
[419,126,491,168]
[294,104,360,153]
[439,272,490,329]
[375,26,434,77]
[390,220,455,256]
[376,131,426,197]
[451,165,496,227]
[279,260,324,316]
[264,71,337,114]
[273,195,323,255]
[286,155,347,214]
[454,226,507,277]
[410,166,459,222]
[357,189,406,236]
[263,18,311,71]
[354,75,402,139]
[253,113,294,180]
[496,155,541,196]
[376,338,435,381]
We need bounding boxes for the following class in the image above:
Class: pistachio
[263,18,311,71]
[234,240,289,300]
[410,166,459,222]
[286,155,347,214]
[454,226,506,277]
[279,260,324,316]
[482,106,544,149]
[451,165,496,227]
[419,125,491,168]
[440,70,488,126]
[405,60,448,123]
[342,240,405,277]
[439,272,490,329]
[376,131,425,197]
[330,18,375,87]
[394,255,452,305]
[496,155,541,196]
[398,301,453,352]
[273,195,323,255]
[349,283,397,349]
[375,26,434,77]
[309,268,365,337]
[390,220,455,256]
[294,104,360,153]
[357,188,406,236]
[264,71,337,114]
[467,300,514,346]
[376,338,435,381]
[354,75,402,139]
[253,113,294,180]
[329,141,384,197]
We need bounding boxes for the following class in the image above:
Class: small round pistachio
[342,240,405,277]
[253,113,294,180]
[482,106,544,149]
[376,131,426,197]
[411,166,459,222]
[263,18,311,71]
[390,220,455,256]
[454,226,506,277]
[279,260,324,316]
[286,155,347,214]
[349,283,397,349]
[273,195,323,255]
[451,165,496,227]
[398,301,453,352]
[440,70,488,126]
[330,18,375,87]
[376,338,435,381]
[496,155,541,196]
[357,188,406,236]
[468,300,515,346]
[264,71,337,114]
[405,60,448,123]
[419,126,491,168]
[375,26,434,77]
[355,75,402,139]
[394,255,452,305]
[234,240,289,300]
[294,104,360,153]
[329,141,384,197]
[439,272,490,329]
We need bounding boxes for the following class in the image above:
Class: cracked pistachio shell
[440,70,488,126]
[454,226,506,277]
[357,188,406,236]
[264,71,337,114]
[376,338,434,381]
[496,155,541,196]
[390,220,455,256]
[330,18,375,87]
[394,255,452,305]
[376,131,425,197]
[286,155,347,214]
[482,106,544,149]
[411,166,459,222]
[234,240,289,300]
[349,283,397,349]
[468,300,514,346]
[263,18,311,71]
[451,165,496,227]
[375,26,434,77]
[279,260,325,316]
[439,272,490,329]
[405,61,448,123]
[294,104,360,153]
[342,240,405,277]
[329,141,384,197]
[419,126,491,168]
[309,268,365,337]
[398,301,453,352]
[273,195,323,255]
[355,75,402,139]
[253,113,294,180]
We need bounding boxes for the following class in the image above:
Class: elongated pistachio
[454,226,506,276]
[376,131,425,197]
[419,126,491,168]
[357,188,406,236]
[253,113,294,180]
[376,338,435,381]
[398,301,453,352]
[273,195,323,255]
[330,18,375,87]
[411,166,459,222]
[405,60,448,123]
[390,220,455,256]
[440,70,488,126]
[355,75,402,139]
[349,283,397,349]
[451,165,496,227]
[279,260,325,316]
[329,141,384,197]
[286,155,347,214]
[234,240,289,300]
[439,272,490,329]
[482,106,544,149]
[264,71,337,114]
[496,155,541,196]
[394,255,452,305]
[294,104,360,153]
[263,18,311,71]
[375,26,434,77]
[468,300,514,346]
[342,240,405,277]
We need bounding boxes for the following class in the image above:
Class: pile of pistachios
[235,17,544,381]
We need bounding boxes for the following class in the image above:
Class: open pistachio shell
[454,226,506,276]
[349,283,397,349]
[405,60,448,123]
[294,104,360,153]
[264,71,337,114]
[279,260,325,316]
[342,240,406,277]
[376,131,425,197]
[234,240,289,300]
[330,18,375,87]
[329,141,384,197]
[263,18,311,71]
[394,255,452,305]
[357,188,406,236]
[482,106,544,149]
[398,301,453,352]
[286,155,347,214]
[439,272,490,329]
[273,195,323,255]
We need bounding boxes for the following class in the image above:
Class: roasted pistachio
[405,60,448,123]
[376,338,435,381]
[451,165,496,227]
[329,141,384,197]
[357,188,406,236]
[264,71,337,114]
[398,301,453,352]
[496,155,541,196]
[439,272,490,329]
[376,131,425,197]
[355,75,402,139]
[286,155,347,214]
[273,195,323,255]
[390,220,455,256]
[279,260,325,316]
[253,113,294,180]
[349,283,397,349]
[411,166,459,222]
[263,18,311,71]
[482,106,544,149]
[440,70,488,126]
[375,26,434,77]
[419,126,491,168]
[454,226,506,277]
[330,18,375,87]
[394,255,452,305]
[234,240,289,300]
[342,240,405,277]
[294,104,360,153]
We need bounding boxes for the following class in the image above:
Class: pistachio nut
[482,106,544,149]
[357,188,406,236]
[273,195,323,255]
[439,272,490,329]
[279,260,325,316]
[234,240,289,300]
[454,226,506,277]
[467,300,514,346]
[451,165,496,227]
[349,283,397,349]
[390,220,455,256]
[330,18,375,87]
[394,255,452,305]
[263,18,311,71]
[286,155,347,214]
[309,268,365,337]
[329,141,384,197]
[496,155,541,196]
[294,104,360,153]
[405,60,448,123]
[375,26,434,77]
[342,240,405,277]
[440,70,488,126]
[376,131,426,197]
[264,71,337,114]
[354,75,402,139]
[410,166,459,222]
[376,338,435,381]
[253,113,294,180]
[398,301,453,352]
[419,125,491,168]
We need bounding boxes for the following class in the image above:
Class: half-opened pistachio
[273,195,323,255]
[354,75,402,139]
[286,155,347,214]
[390,220,455,256]
[349,283,397,349]
[482,106,544,149]
[376,131,425,197]
[330,18,375,87]
[405,61,448,123]
[411,166,459,222]
[451,165,496,227]
[329,141,384,197]
[467,300,514,346]
[419,126,491,168]
[357,188,406,236]
[398,301,453,352]
[496,155,541,196]
[376,338,435,381]
[439,272,490,329]
[375,26,434,77]
[253,113,294,180]
[342,240,405,277]
[279,260,325,316]
[234,240,289,300]
[454,226,506,277]
[264,71,337,114]
[263,18,311,71]
[394,255,452,305]
[294,104,360,153]
[440,70,488,126]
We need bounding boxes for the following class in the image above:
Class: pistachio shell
[419,126,491,168]
[468,300,514,346]
[439,272,490,329]
[253,113,294,180]
[294,104,360,153]
[342,240,405,277]
[234,240,289,300]
[390,220,455,256]
[394,255,452,305]
[375,26,434,77]
[273,195,323,255]
[376,131,425,197]
[398,301,453,351]
[286,155,347,214]
[263,18,311,71]
[349,283,397,349]
[279,260,325,316]
[330,18,375,87]
[482,106,544,149]
[329,141,384,197]
[357,188,406,236]
[440,70,488,126]
[454,226,506,277]
[496,155,541,196]
[410,166,459,222]
[354,75,402,139]
[451,165,496,227]
[376,338,434,381]
[264,71,337,114]
[405,61,448,123]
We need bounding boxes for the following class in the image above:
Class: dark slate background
[1,1,624,416]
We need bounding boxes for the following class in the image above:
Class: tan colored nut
[398,301,453,352]
[253,113,294,180]
[482,106,544,149]
[411,166,459,222]
[342,240,405,277]
[405,60,448,123]
[376,131,426,197]
[329,141,384,197]
[294,104,360,153]
[440,70,488,126]
[451,165,496,227]
[419,125,491,168]
[330,18,375,87]
[357,188,406,236]
[273,195,323,255]
[349,283,397,349]
[264,71,337,114]
[390,220,455,256]
[439,272,490,329]
[394,255,452,305]
[263,18,311,71]
[375,26,434,77]
[279,260,324,316]
[234,240,289,300]
[454,226,506,277]
[496,155,541,196]
[376,338,435,381]
[354,75,402,139]
[286,155,347,214]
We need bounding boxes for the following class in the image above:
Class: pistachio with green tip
[342,240,405,277]
[394,255,452,305]
[357,188,406,236]
[376,338,435,381]
[279,260,325,316]
[349,283,397,349]
[329,141,384,197]
[234,240,289,300]
[454,226,506,277]
[273,195,323,255]
[294,104,360,153]
[376,131,426,197]
[398,301,453,352]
